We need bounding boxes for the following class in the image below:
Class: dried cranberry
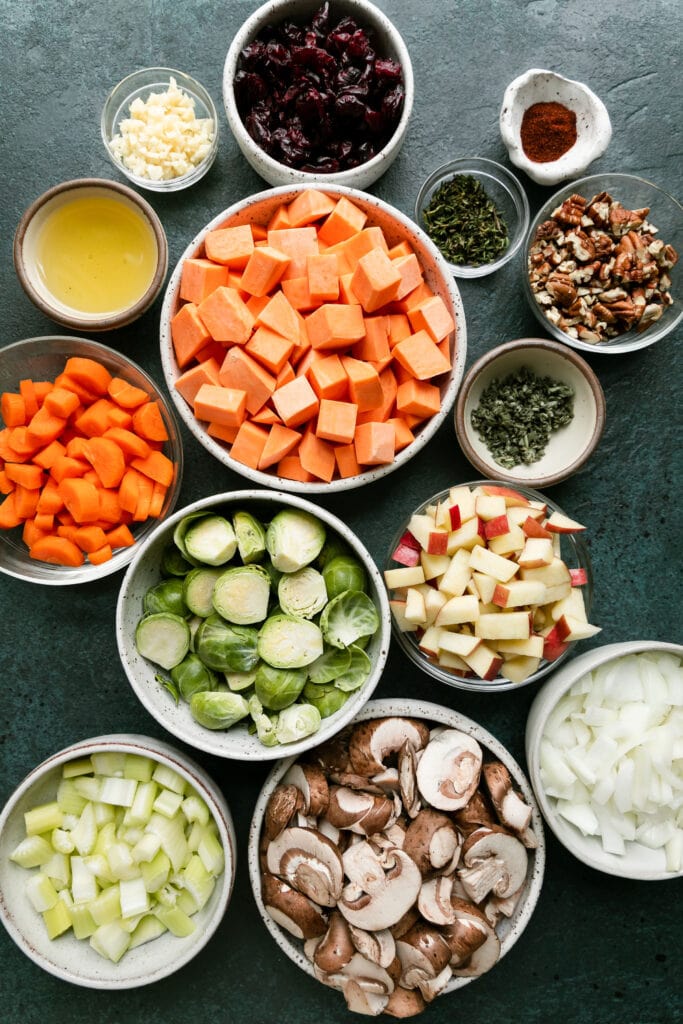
[375,58,403,82]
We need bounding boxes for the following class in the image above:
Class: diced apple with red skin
[418,624,443,657]
[422,586,448,625]
[519,557,571,587]
[518,537,554,568]
[448,485,476,521]
[404,587,427,625]
[420,551,451,581]
[494,634,545,658]
[507,504,546,527]
[484,514,510,539]
[476,611,531,641]
[545,510,586,533]
[438,631,481,657]
[434,594,480,626]
[521,515,553,539]
[447,517,485,554]
[554,615,602,642]
[541,624,570,661]
[500,654,541,683]
[463,643,504,680]
[479,484,530,507]
[449,505,461,530]
[550,587,588,623]
[492,579,547,608]
[471,571,497,604]
[437,650,472,673]
[541,581,572,603]
[469,545,519,582]
[438,547,472,597]
[384,565,426,589]
[487,525,525,557]
[408,513,438,550]
[389,600,418,633]
[475,493,507,521]
[427,531,449,555]
[570,567,588,586]
[392,542,421,567]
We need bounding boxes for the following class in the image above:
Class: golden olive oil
[35,195,158,314]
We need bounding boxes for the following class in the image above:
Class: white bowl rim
[525,640,683,881]
[222,0,414,187]
[248,696,546,996]
[116,488,392,760]
[159,182,467,493]
[0,733,236,988]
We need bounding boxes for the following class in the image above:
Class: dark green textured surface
[1,1,681,1022]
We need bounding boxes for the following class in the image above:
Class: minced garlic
[109,76,215,182]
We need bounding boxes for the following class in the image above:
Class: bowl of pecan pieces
[524,173,681,354]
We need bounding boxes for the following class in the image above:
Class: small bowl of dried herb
[455,338,605,488]
[415,157,529,278]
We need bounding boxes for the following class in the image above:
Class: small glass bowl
[384,481,594,693]
[415,157,530,279]
[101,67,219,192]
[0,336,183,586]
[523,172,683,355]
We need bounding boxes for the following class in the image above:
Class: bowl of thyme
[455,338,605,487]
[415,157,529,278]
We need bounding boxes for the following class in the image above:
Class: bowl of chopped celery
[454,338,605,488]
[116,489,391,761]
[0,734,235,987]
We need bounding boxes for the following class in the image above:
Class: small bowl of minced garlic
[101,67,219,192]
[455,338,605,489]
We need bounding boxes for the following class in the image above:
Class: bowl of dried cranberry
[223,0,414,189]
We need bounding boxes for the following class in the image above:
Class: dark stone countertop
[0,2,681,1022]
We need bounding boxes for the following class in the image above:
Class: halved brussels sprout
[233,510,267,564]
[302,681,350,718]
[266,509,326,573]
[254,663,308,711]
[322,555,367,600]
[275,703,322,744]
[320,590,380,649]
[194,614,259,672]
[334,645,372,692]
[161,544,193,577]
[278,567,328,619]
[183,514,237,566]
[171,653,219,701]
[307,646,352,685]
[183,567,223,618]
[135,613,191,671]
[143,578,188,618]
[317,535,351,569]
[225,669,258,692]
[257,613,323,669]
[189,691,249,730]
[213,564,271,624]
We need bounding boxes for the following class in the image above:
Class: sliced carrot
[53,372,100,406]
[4,462,43,489]
[32,439,67,469]
[1,392,26,427]
[26,406,67,446]
[50,455,87,483]
[107,377,150,409]
[19,380,40,419]
[23,519,49,549]
[7,426,39,459]
[63,356,112,396]
[105,523,135,549]
[148,480,168,518]
[118,468,143,514]
[82,436,127,488]
[131,401,169,443]
[73,398,116,438]
[97,487,124,525]
[59,477,100,523]
[43,387,81,419]
[132,472,154,522]
[30,534,84,567]
[36,478,64,515]
[0,491,22,528]
[73,525,108,553]
[88,544,113,565]
[130,449,176,487]
[0,469,13,495]
[101,426,151,461]
[14,484,40,519]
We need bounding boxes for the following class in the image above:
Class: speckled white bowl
[526,641,683,881]
[116,490,391,760]
[500,69,611,186]
[0,734,236,988]
[159,183,467,494]
[249,697,546,1007]
[222,0,414,189]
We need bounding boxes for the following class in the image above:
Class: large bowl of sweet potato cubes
[159,184,467,493]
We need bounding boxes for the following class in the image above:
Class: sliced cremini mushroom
[343,840,389,895]
[398,741,421,819]
[313,910,355,973]
[349,718,430,776]
[326,785,395,835]
[283,762,330,817]
[483,885,524,926]
[267,826,344,907]
[343,981,390,1017]
[384,985,427,1018]
[416,964,452,1003]
[331,771,387,795]
[395,921,452,992]
[372,766,401,793]
[415,729,483,811]
[417,875,456,926]
[312,727,353,774]
[403,809,462,876]
[389,905,420,940]
[443,898,497,973]
[338,849,422,931]
[348,924,396,969]
[453,789,497,836]
[261,872,328,939]
[264,783,302,841]
[450,907,501,978]
[317,952,396,1016]
[482,761,533,835]
[457,826,528,904]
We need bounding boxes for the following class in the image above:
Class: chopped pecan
[552,194,587,226]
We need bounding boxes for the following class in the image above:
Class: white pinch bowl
[525,641,683,881]
[249,697,546,1007]
[500,69,611,187]
[0,734,236,988]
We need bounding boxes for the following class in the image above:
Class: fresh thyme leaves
[422,174,509,266]
[470,366,575,468]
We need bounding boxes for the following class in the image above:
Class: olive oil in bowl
[34,194,158,315]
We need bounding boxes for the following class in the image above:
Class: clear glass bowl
[523,172,683,354]
[0,336,183,585]
[384,480,594,693]
[415,157,530,279]
[101,67,219,192]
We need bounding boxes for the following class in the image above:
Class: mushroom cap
[343,840,389,895]
[349,718,430,776]
[482,761,533,834]
[417,875,456,926]
[396,921,453,982]
[442,899,490,965]
[326,785,395,835]
[460,826,528,901]
[264,783,301,841]
[261,872,328,939]
[416,729,483,811]
[453,789,497,836]
[283,762,330,818]
[266,826,344,907]
[398,741,421,819]
[338,849,422,931]
[313,910,355,973]
[348,924,397,969]
[403,809,462,876]
[384,985,427,1019]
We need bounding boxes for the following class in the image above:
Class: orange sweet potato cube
[271,375,319,428]
[334,443,361,479]
[392,330,452,380]
[267,226,319,279]
[256,289,301,343]
[204,224,255,268]
[354,421,395,466]
[317,196,368,246]
[392,253,424,300]
[286,189,337,227]
[197,286,256,344]
[340,356,383,412]
[408,295,456,342]
[396,379,441,419]
[298,429,336,482]
[246,325,295,375]
[171,303,212,369]
[350,247,402,312]
[240,246,291,296]
[307,354,348,401]
[219,347,276,415]
[179,258,231,304]
[193,384,247,428]
[307,253,339,304]
[305,304,366,350]
[316,399,358,445]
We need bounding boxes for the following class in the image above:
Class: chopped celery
[26,872,59,912]
[10,835,53,868]
[73,776,101,802]
[124,780,158,827]
[83,854,115,885]
[90,921,131,963]
[98,777,137,808]
[141,849,170,893]
[56,779,87,816]
[93,821,117,856]
[106,842,138,881]
[154,904,196,937]
[88,884,121,926]
[118,826,144,846]
[71,802,97,856]
[129,915,167,949]
[152,789,184,819]
[91,752,126,776]
[175,888,199,916]
[70,856,99,903]
[131,833,161,864]
[92,801,116,827]
[24,802,63,836]
[151,764,186,796]
[43,897,72,939]
[182,854,215,910]
[43,851,70,886]
[181,795,210,826]
[146,812,188,872]
[198,832,225,877]
[119,877,150,919]
[154,882,180,908]
[123,754,155,782]
[69,902,97,940]
[61,757,94,779]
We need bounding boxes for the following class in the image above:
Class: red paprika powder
[520,102,577,162]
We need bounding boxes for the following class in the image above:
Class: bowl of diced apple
[383,481,598,692]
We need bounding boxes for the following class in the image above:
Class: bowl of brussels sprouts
[116,490,391,760]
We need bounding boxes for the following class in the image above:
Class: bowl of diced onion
[0,734,235,987]
[525,641,683,880]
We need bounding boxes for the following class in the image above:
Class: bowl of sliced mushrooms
[249,697,545,1017]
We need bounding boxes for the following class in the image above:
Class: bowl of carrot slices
[159,184,467,493]
[0,336,183,585]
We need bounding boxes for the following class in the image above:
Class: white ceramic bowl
[116,489,391,760]
[0,336,183,586]
[525,641,683,881]
[0,734,236,988]
[222,0,414,189]
[101,67,219,192]
[500,69,611,187]
[455,338,606,488]
[384,481,595,693]
[249,697,546,1009]
[159,183,467,494]
[13,178,168,332]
